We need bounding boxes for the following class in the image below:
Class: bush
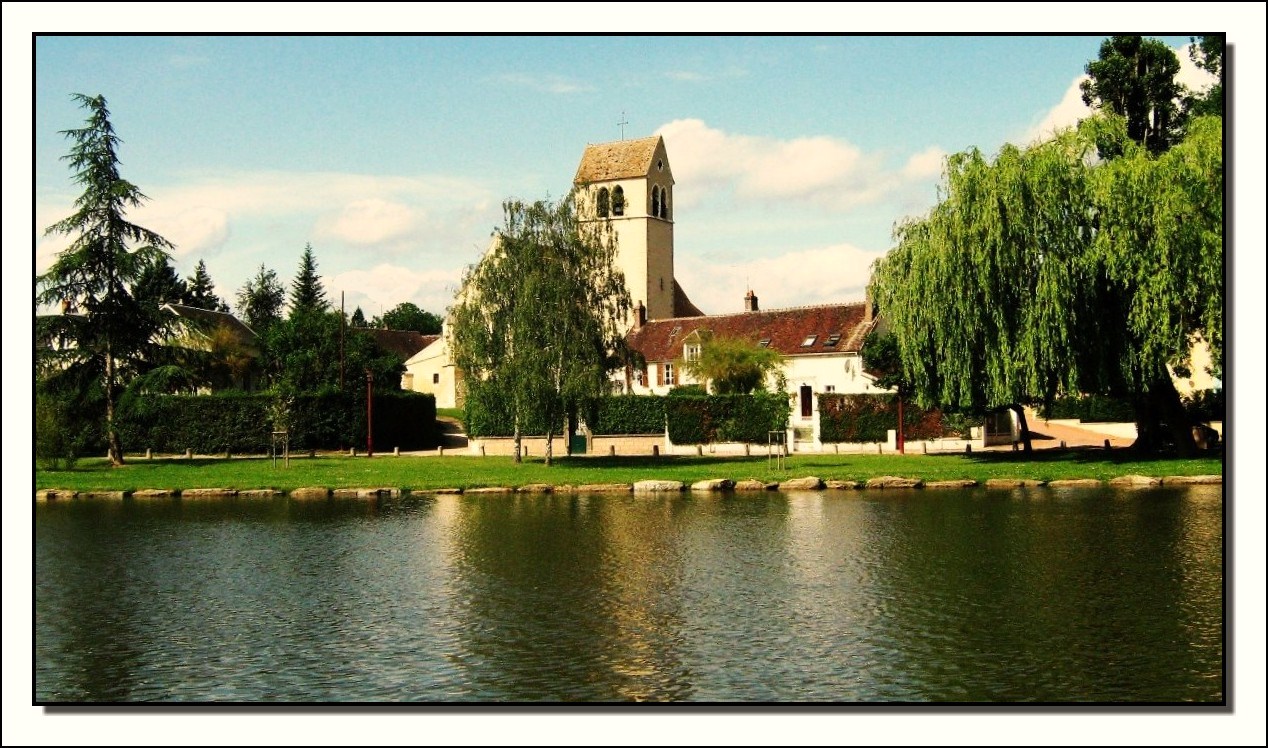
[463,382,552,438]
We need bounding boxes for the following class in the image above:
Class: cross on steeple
[617,111,628,140]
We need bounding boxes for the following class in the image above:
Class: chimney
[635,301,647,328]
[744,289,759,312]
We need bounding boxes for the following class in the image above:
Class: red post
[897,394,905,455]
[366,369,374,458]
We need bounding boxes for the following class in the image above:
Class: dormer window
[824,333,841,347]
[801,335,818,347]
[758,339,771,348]
[684,343,701,361]
[612,186,625,216]
[597,188,610,218]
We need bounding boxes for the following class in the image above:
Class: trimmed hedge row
[817,394,955,443]
[116,391,437,453]
[463,383,551,438]
[1043,394,1136,423]
[589,395,666,435]
[665,393,790,445]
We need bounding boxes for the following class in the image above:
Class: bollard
[186,448,193,460]
[1012,443,1018,452]
[1104,439,1111,450]
[479,445,486,456]
[394,446,400,456]
[745,444,751,456]
[1060,440,1066,449]
[146,448,152,460]
[438,446,445,456]
[965,444,972,454]
[652,445,660,457]
[225,450,232,459]
[609,445,616,457]
[351,448,357,457]
[922,442,927,455]
[697,445,703,456]
[878,443,883,454]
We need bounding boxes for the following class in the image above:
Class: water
[34,486,1224,703]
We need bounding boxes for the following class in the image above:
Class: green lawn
[34,449,1223,494]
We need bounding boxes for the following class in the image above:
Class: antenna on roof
[617,111,628,140]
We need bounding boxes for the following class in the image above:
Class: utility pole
[365,369,374,458]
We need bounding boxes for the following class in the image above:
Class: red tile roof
[626,302,873,363]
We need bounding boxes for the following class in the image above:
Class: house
[160,303,261,391]
[622,290,890,450]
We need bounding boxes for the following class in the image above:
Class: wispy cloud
[664,66,747,83]
[494,72,593,94]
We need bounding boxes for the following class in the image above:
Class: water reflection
[34,486,1223,702]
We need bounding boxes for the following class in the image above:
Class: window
[612,186,625,216]
[432,373,440,384]
[825,385,836,393]
[662,186,670,219]
[800,385,813,418]
[685,343,701,361]
[634,367,644,386]
[657,158,664,172]
[824,333,841,347]
[801,335,817,347]
[664,361,676,386]
[597,188,610,218]
[651,186,661,218]
[758,338,771,348]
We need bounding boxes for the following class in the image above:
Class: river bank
[34,450,1223,497]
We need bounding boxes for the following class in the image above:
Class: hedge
[1042,394,1136,423]
[817,394,956,443]
[116,391,437,454]
[463,382,552,438]
[588,395,666,435]
[665,393,789,444]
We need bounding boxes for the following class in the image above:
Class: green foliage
[372,302,442,334]
[236,264,286,333]
[678,335,785,394]
[1081,35,1183,155]
[183,259,229,312]
[350,306,368,328]
[1042,394,1137,423]
[870,113,1222,454]
[449,193,631,463]
[463,379,550,438]
[35,383,94,469]
[1185,36,1224,119]
[665,393,789,444]
[116,391,437,453]
[288,244,329,317]
[588,396,665,435]
[817,394,953,443]
[859,331,907,394]
[36,93,174,465]
[260,310,404,396]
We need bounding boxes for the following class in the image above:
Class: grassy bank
[34,450,1223,494]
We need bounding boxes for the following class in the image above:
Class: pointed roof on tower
[574,135,668,184]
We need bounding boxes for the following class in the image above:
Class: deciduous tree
[450,193,630,464]
[869,113,1221,456]
[1080,35,1184,155]
[236,264,286,333]
[372,302,442,334]
[679,334,784,395]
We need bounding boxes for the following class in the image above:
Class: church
[403,135,889,449]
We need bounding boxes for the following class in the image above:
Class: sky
[7,4,1268,746]
[25,27,1224,319]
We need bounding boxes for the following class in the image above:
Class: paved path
[1014,408,1135,450]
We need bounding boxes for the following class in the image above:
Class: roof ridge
[637,300,865,325]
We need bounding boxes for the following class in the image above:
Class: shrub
[666,393,788,444]
[588,396,665,435]
[818,393,957,443]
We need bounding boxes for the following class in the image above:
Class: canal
[34,485,1223,702]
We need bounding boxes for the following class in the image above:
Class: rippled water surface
[35,486,1223,702]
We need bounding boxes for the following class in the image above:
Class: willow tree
[450,192,630,465]
[37,94,173,466]
[870,113,1222,455]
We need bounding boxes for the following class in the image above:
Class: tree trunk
[513,418,522,464]
[105,346,124,466]
[545,427,553,467]
[1009,404,1033,453]
[1132,367,1197,456]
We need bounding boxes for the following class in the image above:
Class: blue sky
[23,21,1234,319]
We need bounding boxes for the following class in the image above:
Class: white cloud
[316,198,420,246]
[656,119,933,214]
[327,263,462,318]
[143,205,230,258]
[675,242,885,315]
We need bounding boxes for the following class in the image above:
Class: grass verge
[34,449,1223,494]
